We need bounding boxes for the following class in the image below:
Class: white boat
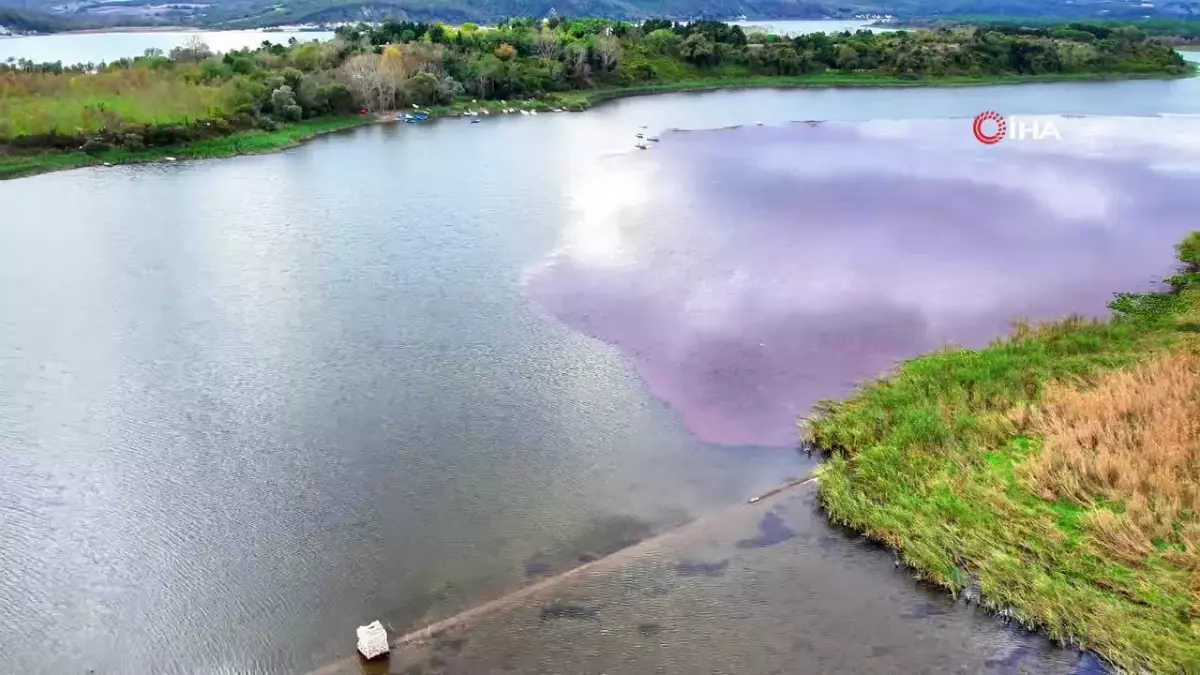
[530,110,538,115]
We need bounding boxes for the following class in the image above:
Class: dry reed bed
[1024,349,1199,591]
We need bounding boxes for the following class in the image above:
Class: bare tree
[535,32,560,59]
[594,35,620,73]
[341,53,381,111]
[169,35,212,62]
[564,44,591,83]
[377,45,406,111]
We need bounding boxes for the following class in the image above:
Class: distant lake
[0,29,336,65]
[732,19,895,35]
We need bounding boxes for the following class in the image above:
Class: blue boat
[470,119,481,124]
[414,112,430,121]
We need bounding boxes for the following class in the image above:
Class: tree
[341,53,381,111]
[535,31,560,58]
[270,85,302,121]
[680,33,716,66]
[836,45,859,70]
[405,72,442,105]
[563,43,590,83]
[170,36,211,62]
[593,35,619,73]
[495,43,517,61]
[644,28,680,55]
[377,45,405,110]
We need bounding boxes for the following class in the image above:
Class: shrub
[120,132,145,151]
[80,137,112,155]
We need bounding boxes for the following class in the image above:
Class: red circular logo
[973,111,1006,145]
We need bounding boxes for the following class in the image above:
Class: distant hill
[1,0,1198,32]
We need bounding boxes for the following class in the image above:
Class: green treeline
[0,18,1190,163]
[903,16,1200,45]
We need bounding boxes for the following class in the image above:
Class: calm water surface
[3,78,1200,675]
[732,19,892,35]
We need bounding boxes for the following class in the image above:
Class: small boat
[482,110,489,115]
[635,143,648,150]
[647,136,660,142]
[520,110,530,116]
[755,121,764,126]
[164,156,177,162]
[414,112,429,120]
[635,133,644,139]
[470,119,481,124]
[530,110,538,115]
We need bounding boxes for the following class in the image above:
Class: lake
[3,67,1200,675]
[0,29,336,65]
[733,19,895,35]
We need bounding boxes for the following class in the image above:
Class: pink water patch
[527,119,1200,447]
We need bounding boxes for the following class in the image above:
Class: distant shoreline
[60,26,197,35]
[3,69,1196,181]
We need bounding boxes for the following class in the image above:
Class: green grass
[0,115,371,179]
[806,244,1200,673]
[0,71,232,137]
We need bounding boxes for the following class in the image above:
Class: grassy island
[807,233,1200,674]
[1,19,1193,179]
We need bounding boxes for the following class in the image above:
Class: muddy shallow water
[312,483,1105,675]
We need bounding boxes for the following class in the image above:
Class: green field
[0,70,232,138]
[808,234,1200,674]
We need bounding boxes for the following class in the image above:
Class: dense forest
[0,18,1189,159]
[900,16,1200,45]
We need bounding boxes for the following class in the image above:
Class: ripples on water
[526,116,1200,447]
[3,104,1199,675]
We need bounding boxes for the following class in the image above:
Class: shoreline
[3,68,1195,181]
[806,234,1200,673]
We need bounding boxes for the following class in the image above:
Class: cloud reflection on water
[526,117,1200,447]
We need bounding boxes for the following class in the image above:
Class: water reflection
[527,117,1200,447]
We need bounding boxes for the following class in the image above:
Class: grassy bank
[806,234,1200,674]
[0,115,371,180]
